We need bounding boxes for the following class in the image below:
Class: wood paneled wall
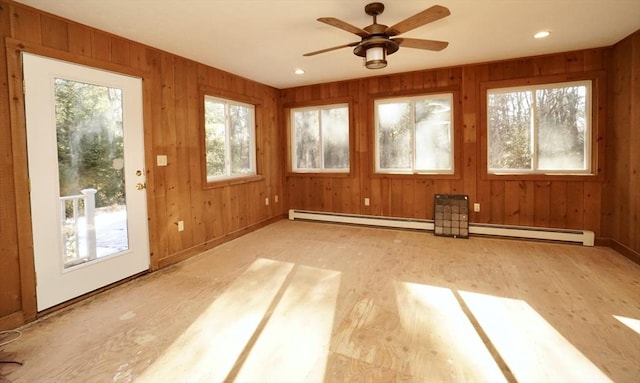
[281,51,610,237]
[0,1,283,328]
[603,31,640,259]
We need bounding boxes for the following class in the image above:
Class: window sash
[291,104,349,173]
[374,93,454,174]
[204,95,256,182]
[487,80,591,175]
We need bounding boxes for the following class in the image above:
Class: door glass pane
[55,78,129,268]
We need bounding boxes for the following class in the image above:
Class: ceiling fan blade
[385,5,450,36]
[303,42,360,57]
[395,38,449,51]
[317,17,370,38]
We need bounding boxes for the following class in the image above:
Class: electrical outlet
[274,195,278,203]
[364,198,370,206]
[177,220,184,231]
[473,203,481,212]
[265,197,269,206]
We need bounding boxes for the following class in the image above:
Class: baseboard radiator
[288,209,595,246]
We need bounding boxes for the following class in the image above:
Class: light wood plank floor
[1,220,639,383]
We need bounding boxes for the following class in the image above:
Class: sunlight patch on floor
[460,291,613,383]
[395,282,507,382]
[136,258,294,382]
[613,315,640,335]
[136,258,340,382]
[234,265,341,382]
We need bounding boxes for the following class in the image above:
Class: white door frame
[22,52,150,311]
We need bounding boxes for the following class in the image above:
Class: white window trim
[487,80,592,175]
[374,93,454,175]
[290,103,350,173]
[204,95,257,182]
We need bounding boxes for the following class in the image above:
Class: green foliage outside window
[487,81,590,173]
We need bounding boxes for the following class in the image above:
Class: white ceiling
[14,0,640,89]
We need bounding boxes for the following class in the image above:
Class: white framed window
[487,80,592,174]
[291,103,350,173]
[375,93,454,174]
[204,95,256,182]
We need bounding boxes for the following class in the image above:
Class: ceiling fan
[304,2,450,69]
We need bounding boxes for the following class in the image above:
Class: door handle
[136,183,146,190]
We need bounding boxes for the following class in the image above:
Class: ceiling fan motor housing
[354,4,399,59]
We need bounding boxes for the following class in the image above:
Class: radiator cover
[434,194,469,238]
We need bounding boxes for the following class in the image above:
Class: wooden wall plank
[67,23,91,57]
[583,182,602,235]
[160,53,181,256]
[504,181,520,225]
[144,48,166,267]
[518,181,535,227]
[490,181,505,224]
[90,30,111,61]
[173,57,193,248]
[414,179,427,219]
[186,61,205,245]
[402,179,415,218]
[533,182,551,228]
[9,4,41,43]
[40,14,68,51]
[566,182,584,230]
[110,37,130,67]
[549,182,568,228]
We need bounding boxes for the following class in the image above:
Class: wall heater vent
[288,209,594,246]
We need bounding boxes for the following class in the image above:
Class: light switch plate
[157,155,168,166]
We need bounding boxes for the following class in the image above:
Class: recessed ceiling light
[294,68,305,75]
[534,30,551,39]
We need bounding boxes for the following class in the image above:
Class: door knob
[135,182,146,190]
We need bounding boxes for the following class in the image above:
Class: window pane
[293,110,321,169]
[488,91,532,171]
[204,99,226,177]
[321,107,349,169]
[378,102,411,170]
[229,104,252,175]
[415,97,452,171]
[204,96,256,181]
[536,85,587,170]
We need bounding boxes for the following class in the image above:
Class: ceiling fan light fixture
[365,46,387,69]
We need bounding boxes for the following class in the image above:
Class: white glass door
[23,53,149,311]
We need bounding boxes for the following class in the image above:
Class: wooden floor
[1,219,639,383]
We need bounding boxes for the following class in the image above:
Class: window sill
[286,171,352,178]
[482,172,603,182]
[371,172,459,180]
[204,174,264,189]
